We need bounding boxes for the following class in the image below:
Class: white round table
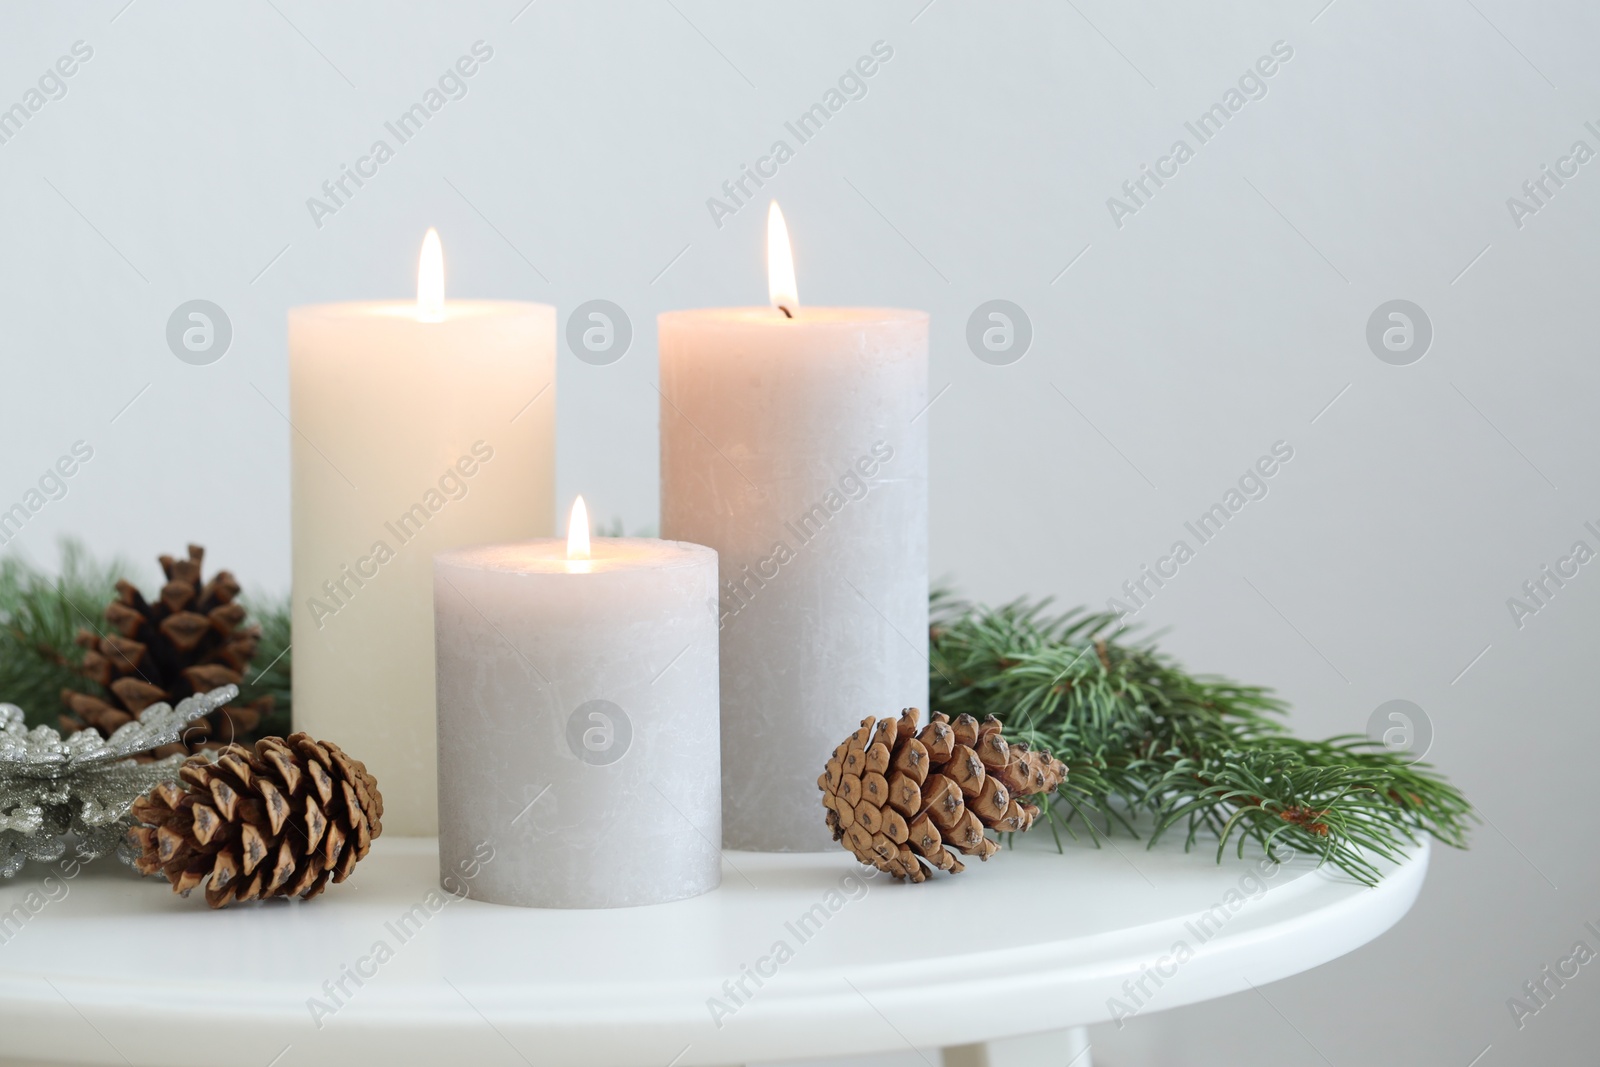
[0,830,1426,1067]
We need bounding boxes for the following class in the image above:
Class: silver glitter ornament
[0,685,238,877]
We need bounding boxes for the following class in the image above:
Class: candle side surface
[434,539,721,908]
[289,301,556,836]
[660,308,929,852]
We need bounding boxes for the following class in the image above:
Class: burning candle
[289,229,556,836]
[659,203,929,852]
[433,499,722,908]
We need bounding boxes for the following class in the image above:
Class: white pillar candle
[659,204,928,852]
[289,230,555,836]
[434,502,721,908]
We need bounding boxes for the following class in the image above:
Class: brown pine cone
[819,708,1067,883]
[128,733,383,908]
[60,545,273,754]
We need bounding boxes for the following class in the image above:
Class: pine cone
[128,733,383,908]
[60,545,271,754]
[819,708,1067,883]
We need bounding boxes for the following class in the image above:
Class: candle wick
[778,305,793,319]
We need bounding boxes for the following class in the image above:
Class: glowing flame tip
[567,496,590,560]
[766,202,798,316]
[417,228,444,322]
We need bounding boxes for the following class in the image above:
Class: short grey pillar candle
[434,534,721,908]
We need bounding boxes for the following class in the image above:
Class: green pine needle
[238,593,292,737]
[0,541,128,728]
[930,591,1473,885]
[1,544,1469,884]
[0,540,292,733]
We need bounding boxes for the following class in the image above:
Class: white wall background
[1,1,1596,1063]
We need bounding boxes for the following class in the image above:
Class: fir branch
[0,541,293,734]
[2,546,1467,883]
[238,593,292,736]
[930,591,1473,885]
[0,541,131,728]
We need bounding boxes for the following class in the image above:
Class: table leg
[942,1025,1091,1067]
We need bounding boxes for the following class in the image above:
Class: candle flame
[567,495,590,560]
[417,228,444,322]
[766,201,797,317]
